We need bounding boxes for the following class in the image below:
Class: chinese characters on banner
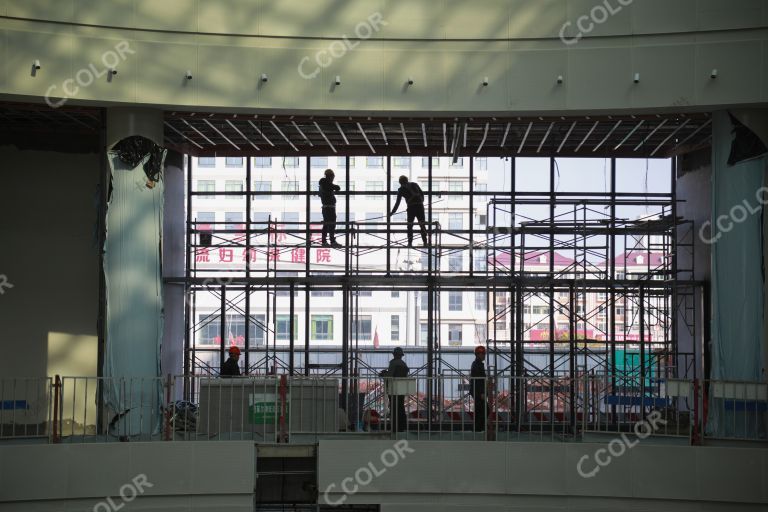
[195,246,338,265]
[195,224,339,265]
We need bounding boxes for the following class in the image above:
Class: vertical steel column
[341,156,350,407]
[569,281,576,433]
[640,284,646,413]
[245,156,252,371]
[220,285,226,369]
[609,159,617,398]
[549,158,556,414]
[305,157,311,375]
[670,158,679,378]
[469,157,474,278]
[184,154,192,379]
[386,156,392,275]
[289,283,295,374]
[427,156,434,431]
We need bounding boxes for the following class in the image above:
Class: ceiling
[0,102,712,159]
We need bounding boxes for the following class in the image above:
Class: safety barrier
[0,375,765,445]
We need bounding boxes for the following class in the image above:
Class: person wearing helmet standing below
[380,347,409,432]
[220,346,241,377]
[389,176,429,248]
[470,346,487,432]
[318,168,342,248]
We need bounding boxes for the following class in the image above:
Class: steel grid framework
[179,154,706,427]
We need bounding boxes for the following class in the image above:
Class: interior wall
[0,145,99,381]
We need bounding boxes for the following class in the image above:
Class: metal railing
[1,375,765,445]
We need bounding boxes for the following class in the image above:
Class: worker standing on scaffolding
[389,176,429,248]
[470,346,487,432]
[318,168,342,248]
[381,347,409,432]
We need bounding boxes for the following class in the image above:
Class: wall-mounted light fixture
[633,73,640,84]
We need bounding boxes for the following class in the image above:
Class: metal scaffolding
[178,155,706,432]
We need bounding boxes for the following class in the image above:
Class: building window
[276,315,298,341]
[282,212,299,224]
[532,305,550,315]
[420,291,429,311]
[197,157,215,167]
[475,292,487,310]
[196,314,221,345]
[254,157,272,167]
[282,157,299,168]
[366,181,384,199]
[352,316,372,340]
[475,214,487,226]
[197,180,215,198]
[448,213,463,231]
[391,291,400,298]
[225,180,243,198]
[449,181,462,201]
[421,157,438,168]
[449,253,463,272]
[394,157,410,168]
[474,254,487,272]
[226,314,266,347]
[475,157,488,171]
[357,289,373,297]
[253,180,271,199]
[225,212,243,230]
[448,324,462,346]
[311,157,328,168]
[336,157,355,167]
[196,211,215,225]
[252,211,270,230]
[419,323,428,346]
[225,157,243,167]
[449,157,464,167]
[391,315,400,341]
[365,212,380,222]
[282,180,299,199]
[275,272,299,296]
[448,292,463,311]
[366,156,384,168]
[311,315,333,341]
[474,324,487,344]
[475,183,488,201]
[310,212,323,223]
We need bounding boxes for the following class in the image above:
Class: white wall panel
[695,40,763,106]
[566,47,633,110]
[135,41,198,106]
[631,44,696,108]
[508,50,567,110]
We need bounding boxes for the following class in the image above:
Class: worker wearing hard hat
[381,347,409,432]
[220,346,242,377]
[470,345,487,432]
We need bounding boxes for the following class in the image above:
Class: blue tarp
[708,111,766,438]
